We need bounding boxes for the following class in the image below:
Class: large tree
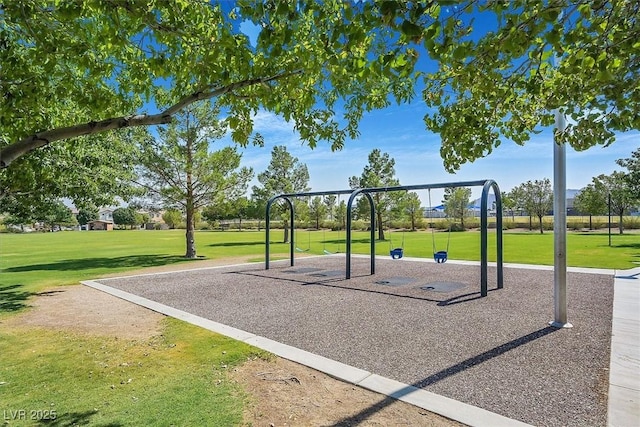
[511,179,554,234]
[349,149,400,240]
[137,102,253,258]
[2,1,638,190]
[0,1,420,188]
[252,146,309,243]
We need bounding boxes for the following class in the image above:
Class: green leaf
[400,20,422,37]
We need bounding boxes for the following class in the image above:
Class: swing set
[264,179,503,298]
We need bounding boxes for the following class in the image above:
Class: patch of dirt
[230,357,461,427]
[4,285,164,340]
[5,259,462,427]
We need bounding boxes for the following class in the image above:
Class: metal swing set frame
[265,179,503,298]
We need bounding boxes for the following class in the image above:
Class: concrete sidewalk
[608,266,640,427]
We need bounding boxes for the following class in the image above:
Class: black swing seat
[390,248,404,259]
[434,250,448,263]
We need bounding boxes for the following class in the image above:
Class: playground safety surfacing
[89,255,616,427]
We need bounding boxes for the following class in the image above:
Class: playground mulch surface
[95,256,613,427]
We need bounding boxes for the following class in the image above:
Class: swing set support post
[480,180,503,296]
[345,190,376,279]
[265,196,295,270]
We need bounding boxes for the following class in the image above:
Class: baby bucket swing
[428,189,451,263]
[387,210,405,260]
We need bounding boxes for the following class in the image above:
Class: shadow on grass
[4,255,196,273]
[37,409,122,426]
[0,283,33,313]
[323,238,371,245]
[613,242,640,249]
[208,241,265,248]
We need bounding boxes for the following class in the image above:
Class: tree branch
[1,113,172,168]
[161,69,303,117]
[1,69,303,168]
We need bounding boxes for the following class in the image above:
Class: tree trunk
[411,216,416,231]
[377,211,385,241]
[185,202,197,258]
[185,134,196,259]
[538,215,544,234]
[238,218,242,231]
[283,219,289,243]
[619,212,624,234]
[589,215,592,230]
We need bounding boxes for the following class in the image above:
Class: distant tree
[113,207,137,229]
[400,192,422,231]
[308,196,327,230]
[616,148,640,200]
[252,146,309,243]
[162,209,182,229]
[349,149,400,240]
[137,102,253,258]
[573,184,608,229]
[246,198,266,231]
[76,207,99,226]
[512,179,553,234]
[231,197,250,231]
[501,191,517,221]
[323,195,337,222]
[592,172,637,234]
[202,202,232,228]
[443,187,471,229]
[135,212,150,227]
[335,200,347,230]
[38,201,76,232]
[507,186,526,219]
[2,213,31,232]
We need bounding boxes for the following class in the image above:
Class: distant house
[98,209,115,222]
[88,220,114,231]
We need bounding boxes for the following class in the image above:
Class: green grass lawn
[1,317,268,426]
[1,228,637,425]
[1,228,638,299]
[286,228,639,269]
